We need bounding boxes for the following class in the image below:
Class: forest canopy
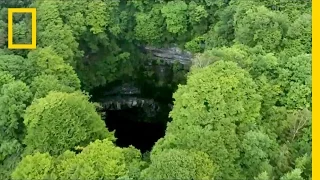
[0,0,312,180]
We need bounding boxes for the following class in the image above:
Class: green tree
[134,5,166,44]
[277,54,311,109]
[152,61,261,179]
[187,1,209,38]
[254,171,271,180]
[0,54,35,84]
[12,139,145,180]
[0,0,32,8]
[57,0,122,52]
[161,0,188,34]
[27,47,81,90]
[23,91,114,155]
[141,149,215,180]
[203,3,235,48]
[85,0,121,35]
[240,130,274,179]
[280,169,304,180]
[234,5,289,51]
[0,81,32,140]
[0,139,23,179]
[11,152,55,180]
[34,0,80,65]
[282,13,311,56]
[0,71,15,89]
[188,2,208,25]
[122,146,147,180]
[56,139,128,180]
[270,109,312,179]
[56,0,87,37]
[30,74,76,99]
[0,81,32,179]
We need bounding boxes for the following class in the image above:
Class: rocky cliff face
[142,46,193,65]
[93,46,191,122]
[101,96,160,117]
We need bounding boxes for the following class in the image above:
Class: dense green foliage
[23,91,114,155]
[0,0,311,179]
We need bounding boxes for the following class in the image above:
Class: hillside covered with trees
[0,0,311,179]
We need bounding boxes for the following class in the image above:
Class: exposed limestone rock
[101,97,158,109]
[95,46,189,119]
[142,46,192,65]
[101,97,160,117]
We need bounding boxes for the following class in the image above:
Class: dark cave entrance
[104,107,167,153]
[89,59,188,153]
[90,81,175,153]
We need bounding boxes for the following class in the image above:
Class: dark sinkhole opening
[89,59,188,153]
[90,81,175,153]
[104,107,167,153]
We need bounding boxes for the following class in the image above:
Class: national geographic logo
[7,8,36,49]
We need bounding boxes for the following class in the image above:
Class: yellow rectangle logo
[8,8,36,49]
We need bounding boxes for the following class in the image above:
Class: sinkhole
[89,59,188,152]
[104,107,167,153]
[90,82,173,153]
